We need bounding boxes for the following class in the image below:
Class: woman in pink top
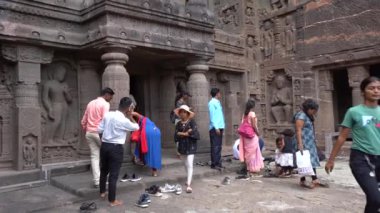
[239,99,264,177]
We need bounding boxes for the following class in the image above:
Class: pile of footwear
[135,183,182,208]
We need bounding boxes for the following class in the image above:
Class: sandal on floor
[313,180,330,188]
[299,181,308,188]
[80,202,97,211]
[186,186,192,193]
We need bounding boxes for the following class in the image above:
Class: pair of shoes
[135,193,151,208]
[80,202,97,211]
[222,177,231,185]
[159,183,182,195]
[145,185,163,197]
[160,183,176,193]
[235,175,250,180]
[120,173,142,182]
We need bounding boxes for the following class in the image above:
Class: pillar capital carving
[186,57,209,74]
[347,65,369,88]
[1,44,54,64]
[101,52,129,65]
[96,42,133,54]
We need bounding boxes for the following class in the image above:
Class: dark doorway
[370,64,380,78]
[130,75,146,115]
[332,69,352,131]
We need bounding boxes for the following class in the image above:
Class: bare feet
[152,170,158,177]
[110,199,123,207]
[100,193,106,199]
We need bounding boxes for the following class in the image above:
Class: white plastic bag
[296,150,315,176]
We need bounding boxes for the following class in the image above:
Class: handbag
[130,117,143,143]
[238,117,255,138]
[295,150,315,176]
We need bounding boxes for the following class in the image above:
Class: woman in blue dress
[134,113,162,177]
[294,99,326,189]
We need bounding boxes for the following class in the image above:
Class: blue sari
[135,118,162,170]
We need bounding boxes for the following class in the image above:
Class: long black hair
[301,99,319,121]
[244,99,256,116]
[360,76,380,92]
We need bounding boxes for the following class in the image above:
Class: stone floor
[0,158,366,213]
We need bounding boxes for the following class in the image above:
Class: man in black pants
[98,97,139,206]
[208,88,225,170]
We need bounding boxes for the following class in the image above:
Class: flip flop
[80,202,97,211]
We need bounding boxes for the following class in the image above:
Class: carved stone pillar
[101,47,131,110]
[303,71,316,99]
[78,60,101,156]
[159,69,176,148]
[348,65,369,106]
[1,45,53,170]
[186,59,210,152]
[317,70,335,141]
[100,45,132,163]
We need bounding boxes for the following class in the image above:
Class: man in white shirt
[98,97,139,207]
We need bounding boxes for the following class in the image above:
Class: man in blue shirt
[208,88,225,170]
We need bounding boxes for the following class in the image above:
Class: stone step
[0,169,43,187]
[0,180,48,193]
[51,157,242,199]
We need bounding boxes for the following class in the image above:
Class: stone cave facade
[0,0,379,170]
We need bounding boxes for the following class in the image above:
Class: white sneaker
[160,183,176,193]
[174,184,182,195]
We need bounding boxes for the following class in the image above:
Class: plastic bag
[296,150,315,176]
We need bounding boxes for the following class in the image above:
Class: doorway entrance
[130,75,146,115]
[332,69,352,131]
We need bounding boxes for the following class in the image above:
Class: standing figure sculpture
[42,64,72,143]
[271,75,293,124]
[282,15,296,55]
[261,21,274,60]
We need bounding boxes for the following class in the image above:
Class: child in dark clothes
[275,129,295,177]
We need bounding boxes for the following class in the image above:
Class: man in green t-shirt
[325,76,380,213]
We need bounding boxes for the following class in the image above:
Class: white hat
[174,105,195,118]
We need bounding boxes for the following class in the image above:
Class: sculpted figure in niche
[23,136,36,167]
[220,5,238,27]
[42,64,72,143]
[271,0,287,11]
[245,7,254,25]
[271,75,293,124]
[261,21,274,60]
[282,15,296,55]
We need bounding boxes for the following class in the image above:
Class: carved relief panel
[267,70,293,125]
[40,60,79,163]
[0,62,15,169]
[214,0,242,33]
